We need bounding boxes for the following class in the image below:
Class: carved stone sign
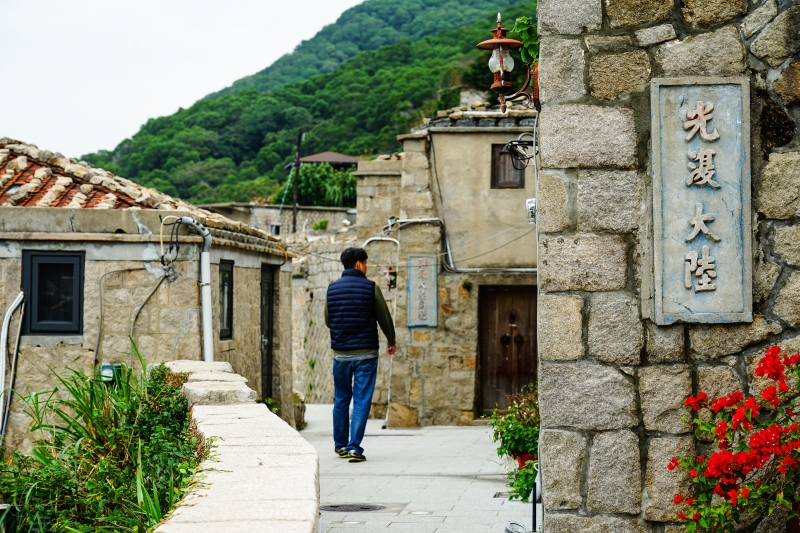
[651,77,752,325]
[406,255,438,327]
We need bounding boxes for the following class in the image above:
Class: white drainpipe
[179,217,214,362]
[1,291,24,430]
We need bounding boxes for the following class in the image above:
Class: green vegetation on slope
[207,0,526,99]
[83,3,536,205]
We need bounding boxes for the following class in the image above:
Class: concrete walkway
[301,404,532,533]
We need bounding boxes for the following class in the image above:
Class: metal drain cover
[320,504,386,513]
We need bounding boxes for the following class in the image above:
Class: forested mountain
[207,0,526,99]
[83,2,536,205]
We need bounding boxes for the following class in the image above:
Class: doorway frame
[477,284,538,414]
[260,264,276,400]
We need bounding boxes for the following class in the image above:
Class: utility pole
[292,128,303,234]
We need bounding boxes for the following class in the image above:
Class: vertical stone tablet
[651,77,752,324]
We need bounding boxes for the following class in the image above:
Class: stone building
[201,202,356,236]
[0,139,294,452]
[293,109,541,426]
[534,0,800,532]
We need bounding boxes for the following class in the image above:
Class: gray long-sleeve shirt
[325,284,396,361]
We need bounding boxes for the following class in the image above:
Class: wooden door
[260,265,275,399]
[479,286,537,412]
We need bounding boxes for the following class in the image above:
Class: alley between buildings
[302,404,532,533]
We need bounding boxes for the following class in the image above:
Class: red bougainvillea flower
[670,346,800,531]
[784,353,800,366]
[761,385,780,407]
[756,346,785,382]
[778,456,799,475]
[685,391,709,411]
[710,391,745,414]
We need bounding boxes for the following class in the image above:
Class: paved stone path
[301,404,532,533]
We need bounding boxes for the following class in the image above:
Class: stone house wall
[356,143,538,426]
[0,210,294,453]
[202,204,356,235]
[535,0,799,531]
[291,242,348,404]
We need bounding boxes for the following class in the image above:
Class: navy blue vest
[327,270,379,351]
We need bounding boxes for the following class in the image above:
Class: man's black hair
[341,247,368,269]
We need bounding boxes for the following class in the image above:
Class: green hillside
[83,3,536,205]
[207,0,526,99]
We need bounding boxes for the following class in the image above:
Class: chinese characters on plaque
[683,102,720,293]
[651,78,752,325]
[406,255,438,327]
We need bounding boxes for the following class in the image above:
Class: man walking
[325,247,396,462]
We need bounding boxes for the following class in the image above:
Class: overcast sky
[3,0,363,158]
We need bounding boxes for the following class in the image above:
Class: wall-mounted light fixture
[476,14,540,113]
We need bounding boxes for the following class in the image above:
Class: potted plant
[487,384,540,501]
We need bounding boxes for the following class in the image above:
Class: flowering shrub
[671,346,800,532]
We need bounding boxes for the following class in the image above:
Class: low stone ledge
[155,362,320,533]
[183,381,257,405]
[186,371,248,383]
[165,360,233,374]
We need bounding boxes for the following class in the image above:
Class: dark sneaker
[335,447,349,458]
[348,451,366,463]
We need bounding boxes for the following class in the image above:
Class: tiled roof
[0,138,280,243]
[410,102,538,132]
[298,151,360,165]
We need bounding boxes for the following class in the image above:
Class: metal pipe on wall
[2,301,24,438]
[179,217,214,362]
[0,291,24,438]
[362,236,400,430]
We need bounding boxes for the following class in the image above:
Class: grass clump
[0,344,207,532]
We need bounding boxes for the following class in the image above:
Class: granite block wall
[1,243,294,452]
[537,0,800,531]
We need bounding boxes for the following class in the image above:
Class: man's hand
[387,345,397,356]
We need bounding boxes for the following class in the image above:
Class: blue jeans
[332,357,378,454]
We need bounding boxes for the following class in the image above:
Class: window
[219,261,233,339]
[491,144,526,189]
[22,251,84,335]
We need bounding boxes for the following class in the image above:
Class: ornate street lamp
[476,13,540,113]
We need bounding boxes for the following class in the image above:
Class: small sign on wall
[407,255,438,327]
[651,77,752,325]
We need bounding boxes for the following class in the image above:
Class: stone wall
[203,204,356,235]
[356,154,538,426]
[292,242,349,404]
[536,0,799,531]
[156,360,319,533]
[1,234,294,452]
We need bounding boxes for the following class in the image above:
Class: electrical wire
[447,227,536,263]
[94,267,147,365]
[159,215,181,258]
[276,244,289,266]
[383,219,531,257]
[286,224,535,269]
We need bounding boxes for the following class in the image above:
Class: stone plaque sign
[651,77,752,325]
[406,255,438,327]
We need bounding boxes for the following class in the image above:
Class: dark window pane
[37,263,75,322]
[220,270,231,332]
[491,144,525,189]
